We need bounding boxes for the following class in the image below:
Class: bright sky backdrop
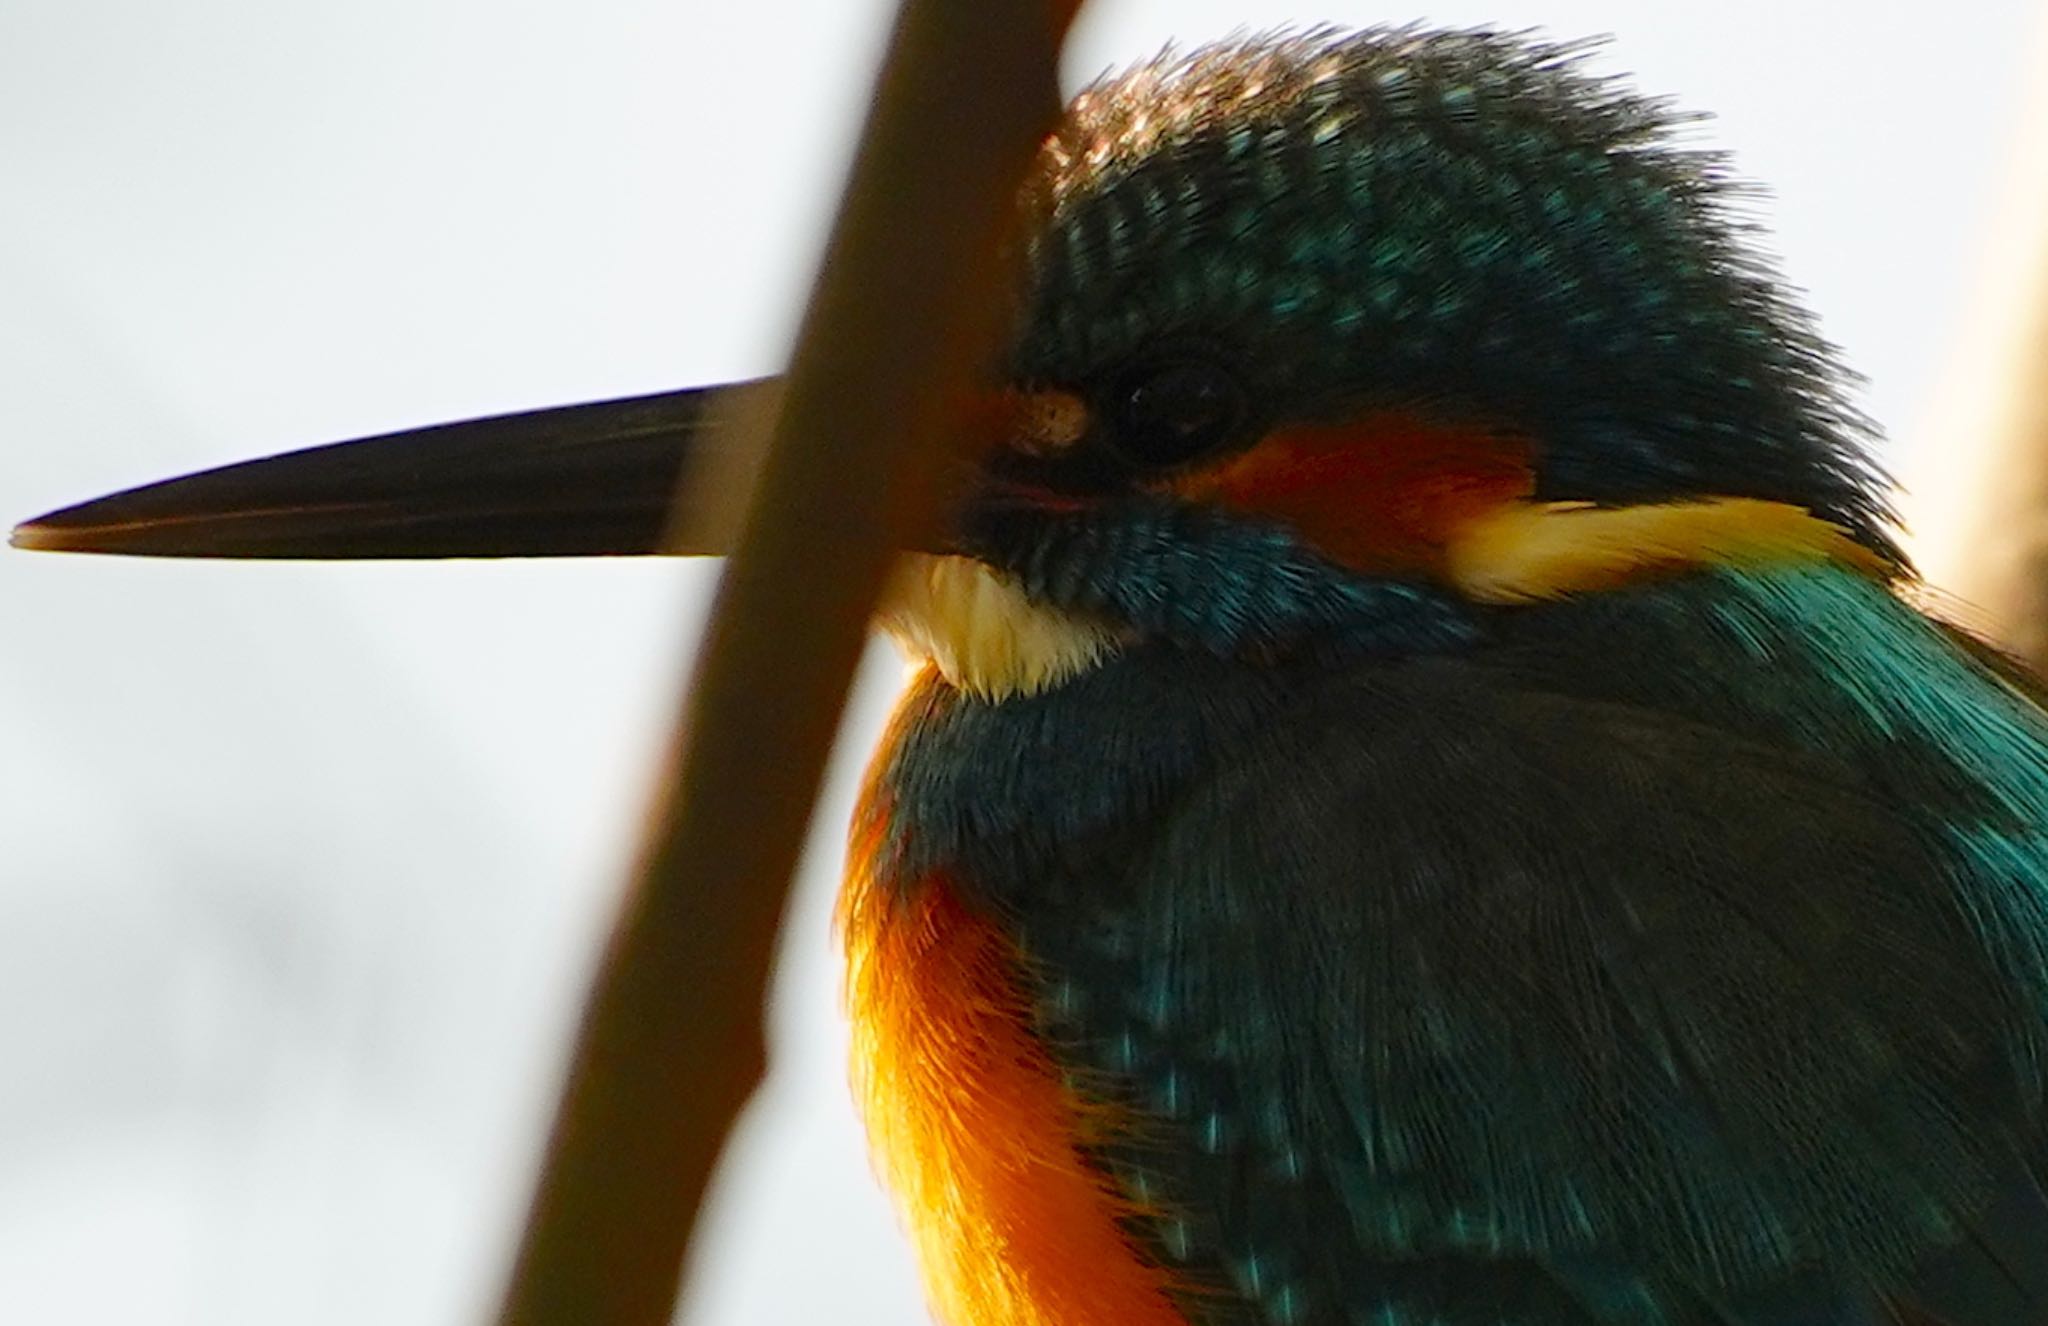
[2,1,2043,1322]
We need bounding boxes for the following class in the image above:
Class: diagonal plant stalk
[1906,10,2048,668]
[496,3,1086,1323]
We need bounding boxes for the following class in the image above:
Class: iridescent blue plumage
[855,26,2048,1325]
[870,562,2048,1323]
[1013,28,1896,558]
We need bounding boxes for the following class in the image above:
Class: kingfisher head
[17,28,1900,698]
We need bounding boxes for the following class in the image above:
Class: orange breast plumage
[840,794,1186,1326]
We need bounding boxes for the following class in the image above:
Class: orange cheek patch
[1168,414,1535,578]
[841,799,1186,1326]
[1169,416,1884,599]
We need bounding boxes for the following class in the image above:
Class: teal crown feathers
[1012,28,1898,559]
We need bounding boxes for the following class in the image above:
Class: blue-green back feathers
[865,26,2048,1325]
[872,564,2048,1324]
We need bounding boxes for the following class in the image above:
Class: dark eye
[1108,360,1249,468]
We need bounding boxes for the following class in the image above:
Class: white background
[3,1,2044,1322]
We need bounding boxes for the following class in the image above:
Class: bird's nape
[10,381,765,560]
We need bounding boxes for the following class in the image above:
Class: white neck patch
[876,554,1124,701]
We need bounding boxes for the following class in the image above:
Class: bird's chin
[876,553,1126,701]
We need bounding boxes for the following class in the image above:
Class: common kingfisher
[18,27,2048,1326]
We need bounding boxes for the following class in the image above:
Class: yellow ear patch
[1445,497,1891,604]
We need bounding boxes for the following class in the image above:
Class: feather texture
[862,564,2048,1324]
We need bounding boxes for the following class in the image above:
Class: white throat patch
[877,554,1123,701]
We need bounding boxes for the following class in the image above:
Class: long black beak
[12,381,768,559]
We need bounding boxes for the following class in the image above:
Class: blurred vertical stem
[496,3,1084,1324]
[1906,8,2048,667]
